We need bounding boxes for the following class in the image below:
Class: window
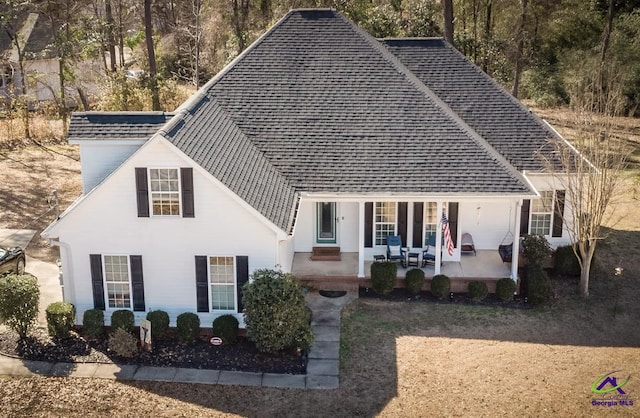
[149,168,180,216]
[530,191,553,236]
[104,255,131,308]
[423,202,437,246]
[209,256,235,310]
[375,202,396,245]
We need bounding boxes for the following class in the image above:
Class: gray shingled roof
[157,8,542,233]
[68,112,174,142]
[163,98,299,233]
[381,38,563,172]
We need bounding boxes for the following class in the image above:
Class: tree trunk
[144,0,160,111]
[442,0,454,45]
[512,0,528,98]
[482,0,492,72]
[105,0,117,72]
[232,0,250,54]
[599,0,615,101]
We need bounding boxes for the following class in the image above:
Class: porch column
[511,200,522,281]
[435,201,443,275]
[358,201,365,278]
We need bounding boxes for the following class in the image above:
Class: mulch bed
[359,287,530,308]
[0,328,306,374]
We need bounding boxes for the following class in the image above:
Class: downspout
[47,239,75,304]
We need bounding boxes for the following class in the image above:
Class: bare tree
[144,0,160,110]
[442,0,454,45]
[548,71,631,297]
[512,0,528,98]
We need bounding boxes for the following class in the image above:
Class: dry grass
[0,109,639,416]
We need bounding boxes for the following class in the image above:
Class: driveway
[0,229,63,325]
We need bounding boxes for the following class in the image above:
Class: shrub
[82,309,105,338]
[527,265,553,305]
[554,245,581,276]
[110,309,134,332]
[46,302,75,339]
[212,314,239,345]
[242,268,314,353]
[430,274,451,299]
[405,268,425,295]
[370,261,397,295]
[495,278,516,302]
[467,281,488,301]
[146,310,170,340]
[0,274,39,339]
[522,234,552,269]
[176,312,200,344]
[107,327,138,358]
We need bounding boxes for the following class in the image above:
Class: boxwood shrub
[405,268,425,295]
[176,312,200,344]
[0,274,39,339]
[554,245,581,276]
[45,301,75,339]
[110,309,134,332]
[212,314,239,345]
[467,281,488,301]
[82,309,104,338]
[430,274,451,299]
[370,261,397,295]
[495,278,516,302]
[146,310,170,340]
[527,265,554,305]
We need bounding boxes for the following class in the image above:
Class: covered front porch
[292,250,515,293]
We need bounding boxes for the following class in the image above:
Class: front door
[316,202,337,244]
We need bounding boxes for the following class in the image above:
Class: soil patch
[0,327,306,374]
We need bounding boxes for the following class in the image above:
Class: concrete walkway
[0,290,357,390]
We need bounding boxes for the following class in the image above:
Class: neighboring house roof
[68,112,175,142]
[381,38,561,172]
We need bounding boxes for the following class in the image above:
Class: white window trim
[102,254,132,310]
[530,191,555,236]
[208,255,237,312]
[374,202,397,246]
[148,167,182,217]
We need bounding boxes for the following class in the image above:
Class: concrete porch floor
[292,250,512,280]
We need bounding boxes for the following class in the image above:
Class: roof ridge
[339,17,532,191]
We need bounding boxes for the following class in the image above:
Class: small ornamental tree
[0,274,40,339]
[242,269,314,354]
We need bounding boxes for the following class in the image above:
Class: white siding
[458,200,516,250]
[278,237,295,272]
[293,200,314,252]
[77,141,145,193]
[55,138,278,326]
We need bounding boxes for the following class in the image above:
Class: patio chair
[461,232,476,255]
[422,234,438,266]
[386,235,406,268]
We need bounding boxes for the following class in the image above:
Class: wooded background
[2,0,639,116]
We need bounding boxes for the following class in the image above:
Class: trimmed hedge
[0,274,40,339]
[405,268,425,295]
[467,281,488,301]
[176,312,200,344]
[146,310,170,340]
[370,261,397,295]
[212,314,239,345]
[430,274,451,299]
[82,309,104,338]
[495,278,516,302]
[46,302,75,339]
[110,309,134,332]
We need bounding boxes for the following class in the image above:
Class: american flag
[442,212,454,256]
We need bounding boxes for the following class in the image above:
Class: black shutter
[235,256,249,312]
[90,254,105,310]
[135,168,149,217]
[364,202,373,248]
[413,202,424,248]
[552,190,565,237]
[130,255,145,312]
[448,202,459,247]
[520,199,530,235]
[181,167,195,218]
[195,256,209,312]
[397,202,408,247]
